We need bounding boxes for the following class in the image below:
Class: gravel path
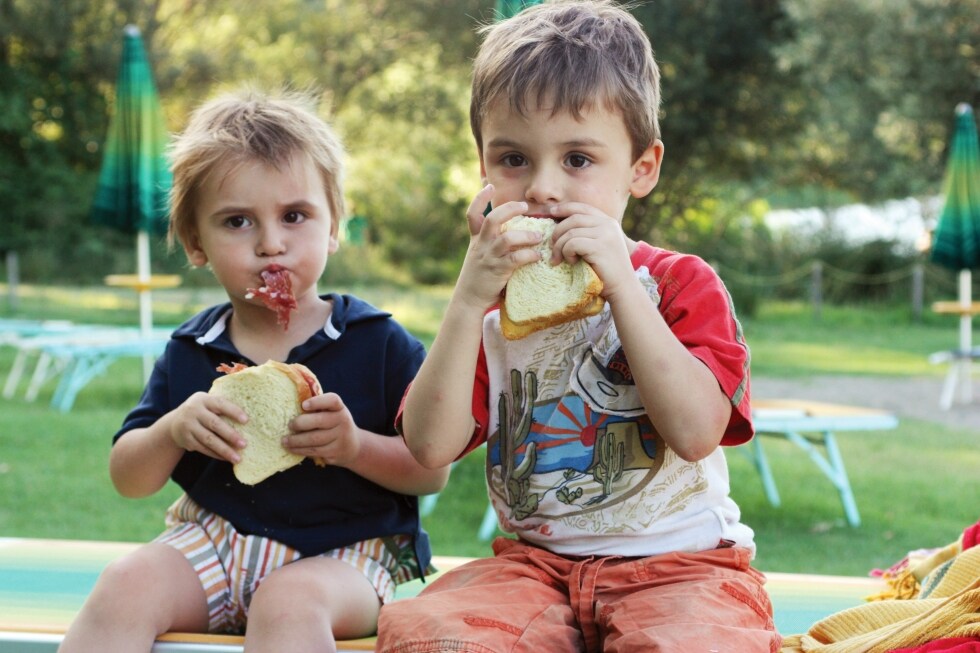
[752,374,980,431]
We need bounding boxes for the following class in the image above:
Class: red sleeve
[395,340,491,460]
[634,244,753,445]
[465,343,491,456]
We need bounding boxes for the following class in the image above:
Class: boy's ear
[183,233,208,268]
[629,140,664,199]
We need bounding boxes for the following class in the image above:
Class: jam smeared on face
[245,269,298,330]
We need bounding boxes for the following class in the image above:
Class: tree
[771,0,980,204]
[625,0,803,265]
[2,0,977,287]
[0,0,150,279]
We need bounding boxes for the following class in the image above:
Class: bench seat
[0,537,883,651]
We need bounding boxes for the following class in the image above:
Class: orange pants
[378,537,780,653]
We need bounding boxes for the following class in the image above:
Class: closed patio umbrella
[929,103,980,407]
[496,0,541,18]
[90,25,174,376]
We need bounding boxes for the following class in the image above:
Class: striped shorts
[155,494,401,634]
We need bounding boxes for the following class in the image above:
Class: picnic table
[745,399,899,528]
[1,324,172,411]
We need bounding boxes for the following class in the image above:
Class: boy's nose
[525,166,561,205]
[256,225,286,256]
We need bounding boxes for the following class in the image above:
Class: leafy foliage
[627,0,803,245]
[772,0,980,204]
[0,0,977,285]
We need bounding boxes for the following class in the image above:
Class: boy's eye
[566,153,591,169]
[501,153,527,168]
[283,210,306,224]
[225,215,251,229]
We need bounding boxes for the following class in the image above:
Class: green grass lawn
[1,285,977,577]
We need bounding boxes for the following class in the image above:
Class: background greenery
[1,0,978,299]
[1,0,979,579]
[1,286,977,577]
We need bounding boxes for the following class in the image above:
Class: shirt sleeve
[640,246,753,445]
[113,342,174,444]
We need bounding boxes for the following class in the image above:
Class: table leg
[940,362,958,410]
[748,437,781,507]
[822,432,861,527]
[2,349,29,399]
[956,358,973,406]
[782,430,860,527]
[477,503,498,541]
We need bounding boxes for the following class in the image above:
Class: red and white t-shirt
[470,242,755,557]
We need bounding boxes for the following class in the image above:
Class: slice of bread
[209,360,319,485]
[499,217,604,340]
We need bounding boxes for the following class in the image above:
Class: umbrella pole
[137,230,153,380]
[957,269,973,405]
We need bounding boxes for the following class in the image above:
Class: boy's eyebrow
[485,136,609,149]
[207,199,320,216]
[280,199,319,211]
[206,204,249,217]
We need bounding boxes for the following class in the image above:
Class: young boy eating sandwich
[60,89,448,653]
[376,1,778,650]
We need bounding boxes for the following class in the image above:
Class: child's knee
[96,544,206,621]
[250,561,379,639]
[95,548,172,601]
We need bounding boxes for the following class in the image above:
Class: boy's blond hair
[470,0,660,161]
[167,88,346,251]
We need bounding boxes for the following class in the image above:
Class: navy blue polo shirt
[115,293,431,568]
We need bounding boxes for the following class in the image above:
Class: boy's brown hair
[167,88,346,252]
[470,0,661,162]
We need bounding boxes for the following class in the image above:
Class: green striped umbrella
[929,104,980,406]
[931,104,980,273]
[90,25,171,364]
[91,24,170,241]
[496,0,542,19]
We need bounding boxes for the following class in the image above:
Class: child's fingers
[185,422,243,463]
[466,184,495,236]
[467,186,528,238]
[300,391,342,413]
[483,201,529,235]
[210,395,249,426]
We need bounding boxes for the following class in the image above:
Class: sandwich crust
[265,360,320,404]
[499,217,605,339]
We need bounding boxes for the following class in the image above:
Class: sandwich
[209,360,323,485]
[499,216,605,340]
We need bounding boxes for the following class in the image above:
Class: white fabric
[481,265,755,558]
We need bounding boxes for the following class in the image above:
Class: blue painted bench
[0,537,882,652]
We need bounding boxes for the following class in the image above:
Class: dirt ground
[753,374,980,431]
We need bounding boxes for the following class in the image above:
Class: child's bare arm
[109,393,249,497]
[609,279,732,462]
[400,290,487,468]
[551,203,732,462]
[401,187,540,468]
